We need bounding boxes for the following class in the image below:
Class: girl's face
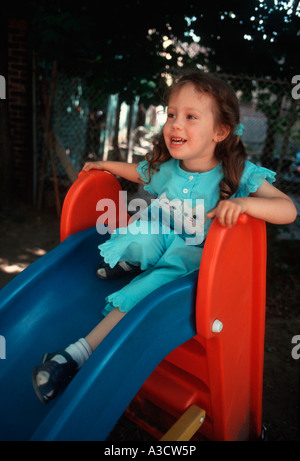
[163,83,228,172]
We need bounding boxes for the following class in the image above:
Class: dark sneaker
[96,259,142,280]
[32,350,78,404]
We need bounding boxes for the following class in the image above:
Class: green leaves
[26,0,299,102]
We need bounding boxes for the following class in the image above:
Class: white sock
[52,338,92,369]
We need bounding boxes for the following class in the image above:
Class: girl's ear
[213,124,230,143]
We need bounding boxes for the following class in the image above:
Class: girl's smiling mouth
[171,137,187,146]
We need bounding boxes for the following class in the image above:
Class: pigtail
[215,136,247,201]
[144,132,171,184]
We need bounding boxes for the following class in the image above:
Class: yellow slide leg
[160,405,206,441]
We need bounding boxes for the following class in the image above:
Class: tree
[4,0,299,203]
[184,1,300,167]
[27,1,188,102]
[24,1,195,164]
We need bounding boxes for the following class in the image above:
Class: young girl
[32,71,297,404]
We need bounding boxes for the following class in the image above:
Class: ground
[0,201,299,441]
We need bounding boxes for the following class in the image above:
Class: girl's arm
[82,161,143,184]
[207,180,298,227]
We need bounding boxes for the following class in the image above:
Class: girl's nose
[171,117,183,129]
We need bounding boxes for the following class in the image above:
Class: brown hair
[144,71,247,201]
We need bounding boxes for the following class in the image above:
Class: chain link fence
[34,62,300,213]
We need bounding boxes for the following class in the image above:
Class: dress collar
[175,159,222,177]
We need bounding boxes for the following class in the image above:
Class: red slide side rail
[194,214,267,440]
[60,170,129,242]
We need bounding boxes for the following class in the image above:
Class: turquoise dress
[99,159,276,316]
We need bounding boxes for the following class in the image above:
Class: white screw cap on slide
[212,319,223,333]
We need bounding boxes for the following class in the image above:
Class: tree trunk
[260,96,282,168]
[112,95,122,161]
[53,134,78,183]
[0,16,13,210]
[37,60,61,216]
[0,99,13,210]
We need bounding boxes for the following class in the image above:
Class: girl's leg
[32,308,126,404]
[84,307,126,351]
[103,232,204,317]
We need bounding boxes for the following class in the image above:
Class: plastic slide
[0,225,198,441]
[0,170,267,441]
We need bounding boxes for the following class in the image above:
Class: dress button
[183,188,188,194]
[189,175,194,181]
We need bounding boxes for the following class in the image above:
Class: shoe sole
[31,366,50,405]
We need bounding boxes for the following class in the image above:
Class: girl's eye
[166,113,196,121]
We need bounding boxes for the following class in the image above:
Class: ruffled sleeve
[236,160,276,197]
[136,159,157,195]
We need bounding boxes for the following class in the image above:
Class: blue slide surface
[0,227,198,441]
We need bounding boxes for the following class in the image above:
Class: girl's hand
[82,161,103,172]
[206,198,246,227]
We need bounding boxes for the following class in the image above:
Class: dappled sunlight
[0,204,60,290]
[0,247,47,276]
[25,247,47,257]
[0,261,28,274]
